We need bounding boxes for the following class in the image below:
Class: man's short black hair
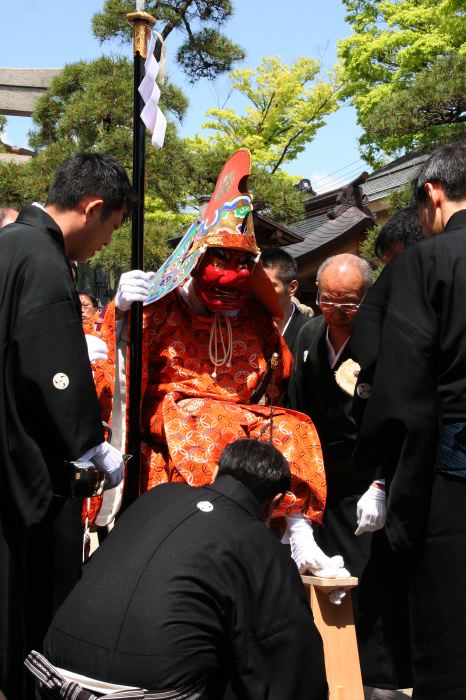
[261,248,298,286]
[413,145,466,203]
[217,438,291,503]
[374,207,424,259]
[46,153,136,220]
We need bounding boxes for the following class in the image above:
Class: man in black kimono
[287,254,374,583]
[0,153,134,698]
[352,145,466,700]
[28,439,328,700]
[261,248,310,355]
[287,254,408,697]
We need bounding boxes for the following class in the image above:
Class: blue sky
[2,0,366,193]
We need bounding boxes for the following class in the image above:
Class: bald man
[288,253,373,571]
[288,255,373,582]
[288,255,407,698]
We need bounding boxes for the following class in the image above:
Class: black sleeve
[354,248,440,549]
[13,298,104,461]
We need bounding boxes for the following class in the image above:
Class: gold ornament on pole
[125,10,156,59]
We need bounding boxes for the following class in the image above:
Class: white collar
[281,302,296,336]
[325,326,350,369]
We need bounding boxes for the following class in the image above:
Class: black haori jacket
[0,205,103,528]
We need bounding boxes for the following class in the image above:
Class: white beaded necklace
[208,312,233,378]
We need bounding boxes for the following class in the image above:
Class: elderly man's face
[317,263,366,333]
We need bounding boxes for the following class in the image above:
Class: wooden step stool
[301,575,364,700]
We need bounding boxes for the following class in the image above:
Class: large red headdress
[145,149,281,318]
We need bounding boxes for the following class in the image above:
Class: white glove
[285,513,349,578]
[355,480,386,535]
[95,481,124,527]
[114,270,155,312]
[78,441,124,490]
[85,335,108,363]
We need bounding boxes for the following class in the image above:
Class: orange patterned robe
[139,291,326,522]
[83,307,117,429]
[82,307,117,525]
[88,291,326,523]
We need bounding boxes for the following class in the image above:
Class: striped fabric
[438,422,466,479]
[24,651,205,700]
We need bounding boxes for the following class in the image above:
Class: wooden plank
[302,576,364,700]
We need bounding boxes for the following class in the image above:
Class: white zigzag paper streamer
[138,31,167,149]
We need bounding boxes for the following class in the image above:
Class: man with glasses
[288,253,374,578]
[287,254,400,698]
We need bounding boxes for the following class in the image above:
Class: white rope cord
[208,313,233,378]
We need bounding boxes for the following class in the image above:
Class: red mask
[193,247,255,312]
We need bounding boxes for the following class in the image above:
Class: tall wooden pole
[122,9,156,510]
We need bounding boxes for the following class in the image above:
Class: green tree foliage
[182,135,304,225]
[386,182,414,213]
[0,53,337,238]
[363,54,466,157]
[0,2,247,278]
[202,56,340,174]
[0,143,77,209]
[92,0,245,82]
[0,1,243,199]
[28,56,187,165]
[0,16,334,278]
[0,116,7,147]
[247,167,304,225]
[338,0,466,165]
[1,57,191,211]
[358,223,382,271]
[94,195,192,280]
[179,55,342,225]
